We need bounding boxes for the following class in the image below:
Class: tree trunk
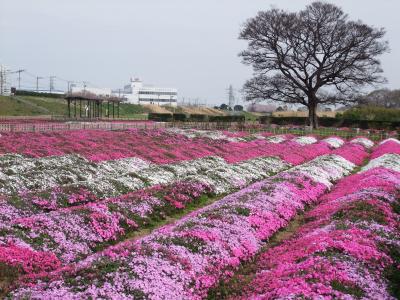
[308,100,318,129]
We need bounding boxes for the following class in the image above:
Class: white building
[120,78,178,107]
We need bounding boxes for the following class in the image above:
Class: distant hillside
[0,95,151,118]
[0,95,67,116]
[0,95,265,121]
[163,105,228,116]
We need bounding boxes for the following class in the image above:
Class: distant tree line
[213,104,244,111]
[357,89,400,108]
[338,106,400,122]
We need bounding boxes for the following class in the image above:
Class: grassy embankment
[0,95,150,119]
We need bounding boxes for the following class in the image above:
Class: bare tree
[239,1,389,128]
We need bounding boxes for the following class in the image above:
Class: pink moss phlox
[371,140,400,159]
[0,243,61,274]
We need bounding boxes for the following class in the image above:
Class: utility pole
[49,76,56,93]
[67,81,74,94]
[83,81,88,94]
[0,66,4,95]
[36,76,43,92]
[15,69,25,90]
[228,85,235,109]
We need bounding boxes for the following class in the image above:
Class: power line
[24,71,38,79]
[5,66,105,94]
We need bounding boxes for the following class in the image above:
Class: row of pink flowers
[232,166,399,299]
[217,138,400,299]
[0,181,212,266]
[0,129,343,164]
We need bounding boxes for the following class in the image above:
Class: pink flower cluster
[231,155,400,298]
[331,143,369,165]
[0,243,61,275]
[371,139,400,159]
[1,181,213,265]
[19,187,97,211]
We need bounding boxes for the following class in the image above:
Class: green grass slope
[0,95,151,118]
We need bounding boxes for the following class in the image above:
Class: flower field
[0,128,398,299]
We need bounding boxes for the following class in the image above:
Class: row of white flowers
[167,128,323,145]
[292,136,318,145]
[290,154,355,188]
[350,137,375,149]
[0,154,150,195]
[166,128,243,142]
[0,154,290,197]
[321,137,345,149]
[361,153,400,173]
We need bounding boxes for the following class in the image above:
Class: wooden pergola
[65,92,126,120]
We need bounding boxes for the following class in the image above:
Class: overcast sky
[1,0,399,105]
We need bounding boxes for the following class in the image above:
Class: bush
[340,106,400,122]
[259,115,400,130]
[209,115,245,123]
[188,114,209,122]
[148,113,173,122]
[15,90,64,98]
[172,113,187,122]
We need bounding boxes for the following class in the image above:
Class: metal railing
[0,121,166,132]
[0,120,396,141]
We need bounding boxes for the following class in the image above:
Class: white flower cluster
[188,156,290,194]
[166,128,244,142]
[292,136,318,145]
[0,153,290,197]
[0,154,151,195]
[361,153,400,173]
[322,137,345,149]
[289,154,355,188]
[351,137,374,149]
[266,135,287,143]
[253,134,266,140]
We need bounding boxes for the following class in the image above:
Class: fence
[0,121,166,132]
[0,120,395,141]
[50,115,149,122]
[240,126,392,141]
[167,121,394,141]
[0,115,55,121]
